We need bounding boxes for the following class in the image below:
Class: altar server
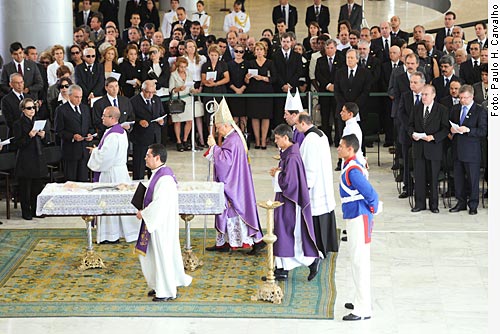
[204,97,265,254]
[87,106,139,244]
[270,124,321,282]
[135,144,192,301]
[337,134,380,321]
[296,112,338,255]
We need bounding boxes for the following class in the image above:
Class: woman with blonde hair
[47,44,74,85]
[100,45,121,79]
[184,39,207,148]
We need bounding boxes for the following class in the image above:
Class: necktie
[349,69,354,82]
[113,98,118,107]
[393,63,397,69]
[198,13,202,18]
[146,99,152,112]
[284,52,288,61]
[361,59,366,68]
[384,39,389,58]
[315,6,320,17]
[19,94,24,101]
[75,106,81,114]
[88,65,92,72]
[94,31,98,40]
[445,78,450,87]
[348,5,352,17]
[424,106,430,126]
[460,106,467,125]
[282,6,286,19]
[453,98,459,105]
[329,57,333,71]
[446,29,451,37]
[415,94,420,106]
[231,48,235,59]
[474,60,478,68]
[17,63,23,76]
[84,12,88,24]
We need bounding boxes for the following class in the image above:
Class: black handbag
[168,91,186,114]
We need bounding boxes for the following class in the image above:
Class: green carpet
[0,228,337,318]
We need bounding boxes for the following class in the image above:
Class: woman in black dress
[227,43,248,135]
[303,21,320,52]
[245,41,273,149]
[13,98,48,220]
[119,44,143,98]
[140,0,160,30]
[142,45,170,92]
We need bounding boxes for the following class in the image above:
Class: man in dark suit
[1,73,34,136]
[439,80,462,110]
[397,71,425,199]
[75,47,105,105]
[272,0,298,33]
[54,85,94,182]
[435,11,458,52]
[407,85,449,213]
[99,0,120,30]
[129,80,166,180]
[448,85,487,215]
[431,55,463,102]
[222,31,238,62]
[334,49,371,148]
[371,22,403,63]
[305,0,330,34]
[0,42,44,97]
[185,21,206,52]
[422,34,443,64]
[381,45,403,147]
[75,0,94,27]
[271,32,303,127]
[24,46,49,103]
[338,0,362,32]
[92,77,135,138]
[315,39,345,145]
[467,22,488,53]
[171,7,192,36]
[124,0,146,29]
[459,41,482,85]
[407,25,425,53]
[390,16,409,43]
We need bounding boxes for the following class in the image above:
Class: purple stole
[92,123,125,182]
[134,166,177,255]
[293,127,305,146]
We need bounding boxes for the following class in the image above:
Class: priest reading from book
[87,106,139,244]
[204,97,265,255]
[268,124,321,282]
[134,144,192,302]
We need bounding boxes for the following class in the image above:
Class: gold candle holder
[251,200,284,304]
[181,214,204,271]
[79,215,106,271]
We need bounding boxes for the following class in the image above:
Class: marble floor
[0,0,491,333]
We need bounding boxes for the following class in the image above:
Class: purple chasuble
[274,143,319,257]
[134,166,177,255]
[92,123,125,182]
[293,127,305,146]
[212,131,263,240]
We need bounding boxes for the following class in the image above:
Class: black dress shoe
[449,204,467,213]
[469,208,478,215]
[430,208,440,213]
[343,313,371,321]
[22,215,33,220]
[341,236,348,242]
[100,239,120,244]
[398,191,409,199]
[262,269,288,281]
[247,241,266,255]
[344,303,354,310]
[395,174,403,182]
[342,229,347,235]
[308,258,321,281]
[147,289,156,296]
[205,244,230,252]
[152,296,174,302]
[411,207,424,213]
[176,143,185,152]
[383,142,393,147]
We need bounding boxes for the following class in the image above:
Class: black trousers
[454,160,480,210]
[401,141,411,190]
[18,177,44,217]
[132,143,148,180]
[414,158,441,210]
[63,158,89,182]
[319,96,335,145]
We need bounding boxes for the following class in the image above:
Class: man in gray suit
[0,42,43,97]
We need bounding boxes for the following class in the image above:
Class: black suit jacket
[467,39,488,53]
[435,28,464,52]
[398,91,418,145]
[338,3,362,32]
[0,91,34,133]
[315,54,345,92]
[459,59,481,85]
[472,82,487,104]
[99,0,120,29]
[449,103,487,162]
[1,60,44,96]
[271,50,303,91]
[439,95,459,110]
[75,62,105,103]
[305,5,330,33]
[371,36,403,63]
[75,10,95,27]
[129,94,165,146]
[359,56,381,91]
[54,102,93,160]
[142,59,170,90]
[171,20,192,35]
[124,0,146,28]
[272,5,298,32]
[92,95,135,137]
[381,61,403,91]
[185,34,206,51]
[431,75,462,102]
[334,66,371,115]
[391,30,410,43]
[407,102,449,161]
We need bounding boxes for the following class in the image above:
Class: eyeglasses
[101,114,113,118]
[71,51,81,55]
[85,54,96,58]
[59,84,70,89]
[149,50,159,55]
[234,50,245,54]
[24,106,36,110]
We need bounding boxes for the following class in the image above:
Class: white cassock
[161,10,178,38]
[300,129,336,216]
[223,11,250,33]
[87,127,139,243]
[343,118,366,167]
[139,171,192,298]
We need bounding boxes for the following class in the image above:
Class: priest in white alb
[87,106,139,244]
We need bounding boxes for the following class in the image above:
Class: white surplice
[87,128,139,243]
[139,172,192,298]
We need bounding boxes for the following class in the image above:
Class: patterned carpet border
[0,228,337,318]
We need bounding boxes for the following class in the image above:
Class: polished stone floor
[0,0,490,332]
